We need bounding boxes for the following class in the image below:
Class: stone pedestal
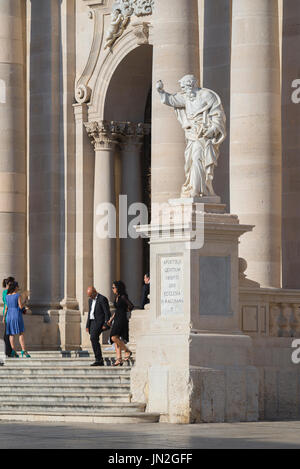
[131,200,259,423]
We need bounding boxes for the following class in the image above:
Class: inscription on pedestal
[160,256,184,316]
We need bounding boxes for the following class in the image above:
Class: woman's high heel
[21,350,31,358]
[10,350,19,358]
[113,358,123,367]
[123,351,132,363]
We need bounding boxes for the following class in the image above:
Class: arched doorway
[104,44,153,305]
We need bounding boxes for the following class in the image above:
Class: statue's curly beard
[185,89,197,101]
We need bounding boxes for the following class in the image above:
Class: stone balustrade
[240,287,300,338]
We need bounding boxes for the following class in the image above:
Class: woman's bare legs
[9,335,15,350]
[111,336,131,357]
[19,333,26,351]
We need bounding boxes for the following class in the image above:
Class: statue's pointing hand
[156,80,164,93]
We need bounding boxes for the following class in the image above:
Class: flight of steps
[0,348,160,424]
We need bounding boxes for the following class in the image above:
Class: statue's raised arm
[156,80,186,109]
[157,74,226,198]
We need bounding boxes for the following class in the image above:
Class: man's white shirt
[90,294,98,320]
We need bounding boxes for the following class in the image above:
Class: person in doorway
[2,277,15,357]
[86,286,111,367]
[3,281,30,358]
[140,273,150,309]
[108,281,134,367]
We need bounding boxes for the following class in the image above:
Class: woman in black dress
[107,281,134,366]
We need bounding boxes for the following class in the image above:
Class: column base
[58,309,81,351]
[0,339,5,365]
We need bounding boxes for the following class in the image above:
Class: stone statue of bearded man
[156,75,226,198]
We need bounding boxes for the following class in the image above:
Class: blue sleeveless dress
[5,293,24,336]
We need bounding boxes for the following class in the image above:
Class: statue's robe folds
[159,88,226,197]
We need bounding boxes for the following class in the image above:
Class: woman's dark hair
[2,277,15,288]
[112,280,127,297]
[7,281,19,295]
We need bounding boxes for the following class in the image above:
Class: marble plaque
[160,256,184,316]
[199,256,232,316]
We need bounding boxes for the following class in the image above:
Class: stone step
[0,366,131,376]
[5,348,136,359]
[0,411,160,424]
[4,358,134,367]
[0,393,132,404]
[0,383,131,393]
[0,350,158,424]
[0,375,130,385]
[0,401,146,414]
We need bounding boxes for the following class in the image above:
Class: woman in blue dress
[3,281,30,358]
[2,276,14,357]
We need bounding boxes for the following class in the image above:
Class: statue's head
[179,75,198,95]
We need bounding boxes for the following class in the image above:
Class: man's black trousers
[89,320,104,363]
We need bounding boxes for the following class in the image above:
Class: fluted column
[85,121,117,302]
[120,124,145,306]
[230,0,282,287]
[0,0,26,290]
[151,0,200,204]
[29,0,63,313]
[282,1,300,288]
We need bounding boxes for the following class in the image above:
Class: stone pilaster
[230,0,282,287]
[0,0,26,291]
[59,0,80,350]
[74,104,95,314]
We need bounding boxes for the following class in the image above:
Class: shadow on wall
[202,0,231,210]
[281,0,300,289]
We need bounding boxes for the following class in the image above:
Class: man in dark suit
[86,286,111,367]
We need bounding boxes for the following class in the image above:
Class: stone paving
[0,420,300,449]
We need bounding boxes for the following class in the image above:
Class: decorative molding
[105,0,154,49]
[82,0,105,6]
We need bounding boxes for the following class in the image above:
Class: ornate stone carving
[85,120,149,150]
[105,0,154,49]
[132,21,150,45]
[84,120,118,150]
[75,84,92,105]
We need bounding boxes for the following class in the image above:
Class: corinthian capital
[84,120,120,150]
[119,122,150,150]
